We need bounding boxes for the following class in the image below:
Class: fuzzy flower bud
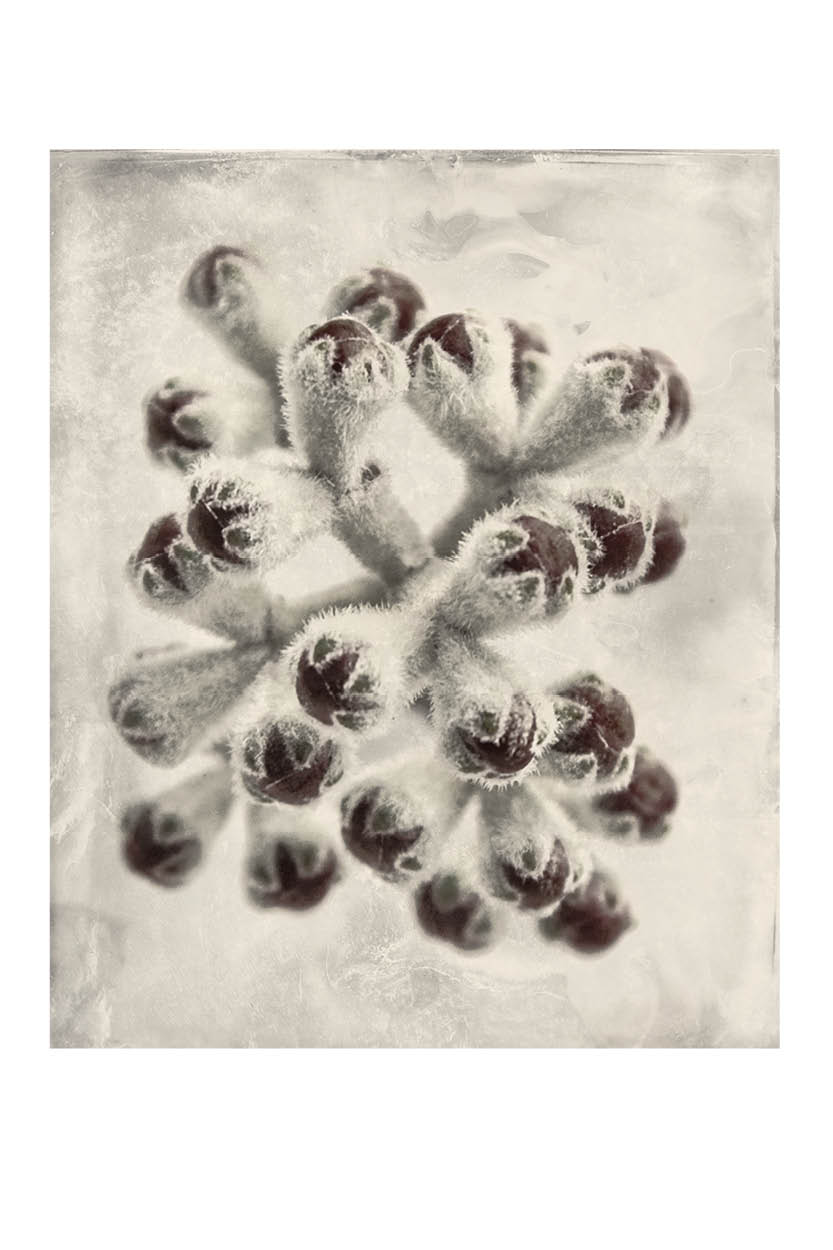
[640,500,686,585]
[290,609,404,735]
[128,514,211,604]
[541,673,636,791]
[145,379,215,470]
[246,828,340,910]
[538,869,633,954]
[186,455,332,572]
[445,692,546,783]
[572,487,655,592]
[325,267,426,342]
[406,312,519,469]
[284,317,408,487]
[237,716,344,806]
[120,763,233,888]
[641,348,692,437]
[414,873,495,952]
[592,747,678,838]
[434,504,584,636]
[109,644,270,767]
[479,788,572,911]
[505,319,550,408]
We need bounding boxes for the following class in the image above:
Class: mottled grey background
[51,150,778,1047]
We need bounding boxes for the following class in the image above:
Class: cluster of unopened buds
[110,247,689,957]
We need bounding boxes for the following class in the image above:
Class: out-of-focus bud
[592,747,678,838]
[145,379,215,470]
[433,505,584,636]
[109,644,270,767]
[519,345,692,473]
[538,869,633,953]
[128,514,211,604]
[284,317,408,488]
[504,319,551,408]
[414,873,495,952]
[182,247,286,428]
[406,312,519,470]
[290,609,403,734]
[479,788,572,910]
[120,762,233,888]
[541,673,636,792]
[245,811,340,910]
[572,487,654,592]
[186,455,332,571]
[639,499,686,585]
[325,267,426,342]
[237,716,344,806]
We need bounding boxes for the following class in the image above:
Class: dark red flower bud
[407,313,474,375]
[496,837,571,910]
[187,479,255,568]
[246,836,339,910]
[296,637,381,731]
[341,785,425,880]
[185,245,251,309]
[305,317,382,376]
[641,500,686,585]
[575,495,648,587]
[496,515,579,603]
[642,348,692,437]
[550,675,635,781]
[505,319,549,402]
[587,347,662,414]
[593,748,678,838]
[335,267,426,341]
[240,719,343,806]
[121,804,203,888]
[415,874,494,951]
[455,693,539,779]
[539,870,632,953]
[145,380,213,468]
[130,514,209,602]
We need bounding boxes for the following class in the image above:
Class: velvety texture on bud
[340,785,425,880]
[121,804,203,888]
[549,675,635,782]
[454,692,540,779]
[130,514,210,603]
[586,347,662,415]
[496,515,578,604]
[246,836,339,910]
[185,245,252,310]
[575,494,648,588]
[505,319,549,404]
[240,719,343,806]
[415,874,494,952]
[305,317,388,378]
[329,267,426,342]
[539,870,632,953]
[496,837,571,911]
[593,747,678,838]
[187,478,255,568]
[407,313,474,375]
[145,380,213,469]
[296,637,382,732]
[641,500,686,585]
[641,348,692,437]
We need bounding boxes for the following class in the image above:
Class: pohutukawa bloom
[145,379,215,470]
[238,716,344,806]
[573,488,653,592]
[538,869,633,954]
[414,873,495,952]
[639,499,686,585]
[592,747,678,838]
[120,763,233,888]
[109,644,270,767]
[340,784,426,881]
[542,673,636,790]
[504,319,550,407]
[326,266,426,342]
[129,513,211,604]
[246,834,340,910]
[406,312,519,469]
